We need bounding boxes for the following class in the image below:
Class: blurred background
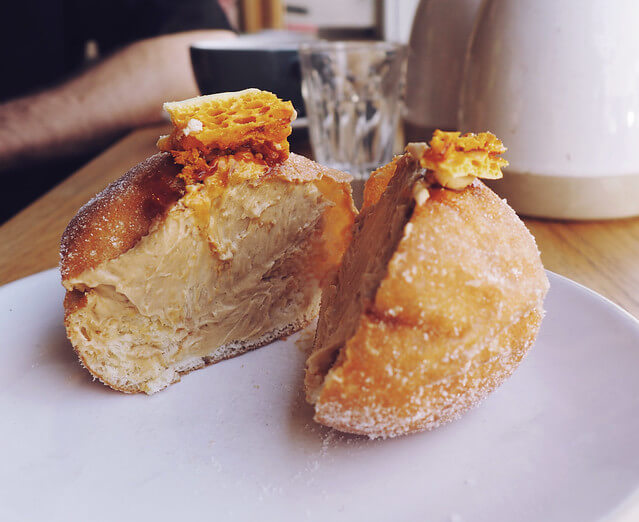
[3,0,639,222]
[1,0,638,321]
[0,0,419,223]
[233,0,418,41]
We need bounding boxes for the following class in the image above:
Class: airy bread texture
[305,134,548,439]
[61,90,355,394]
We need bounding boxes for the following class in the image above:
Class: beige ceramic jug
[459,0,639,219]
[405,0,482,142]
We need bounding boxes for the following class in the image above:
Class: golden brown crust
[315,307,543,437]
[374,181,546,334]
[267,152,352,185]
[60,153,184,281]
[362,156,401,209]
[311,178,549,438]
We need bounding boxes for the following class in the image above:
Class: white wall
[382,0,420,43]
[284,0,419,40]
[285,0,376,28]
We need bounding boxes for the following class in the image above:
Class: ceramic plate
[1,270,638,522]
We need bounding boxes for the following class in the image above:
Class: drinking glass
[299,41,407,180]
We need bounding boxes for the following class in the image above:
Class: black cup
[190,35,310,117]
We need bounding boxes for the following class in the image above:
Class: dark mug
[190,36,310,117]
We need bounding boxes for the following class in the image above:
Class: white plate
[1,270,638,522]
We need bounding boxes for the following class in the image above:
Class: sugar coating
[307,154,549,439]
[60,153,184,281]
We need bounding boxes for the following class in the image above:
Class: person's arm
[0,30,235,172]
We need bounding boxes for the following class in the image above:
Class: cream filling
[305,156,423,403]
[65,178,327,392]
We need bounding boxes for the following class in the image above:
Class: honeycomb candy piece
[158,89,296,165]
[364,130,508,208]
[418,130,508,190]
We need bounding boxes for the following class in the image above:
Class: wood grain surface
[0,125,168,286]
[1,123,638,319]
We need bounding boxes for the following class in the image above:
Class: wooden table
[1,123,638,319]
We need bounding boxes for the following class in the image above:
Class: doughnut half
[60,90,356,394]
[305,142,549,439]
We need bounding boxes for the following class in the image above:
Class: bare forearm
[0,30,234,171]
